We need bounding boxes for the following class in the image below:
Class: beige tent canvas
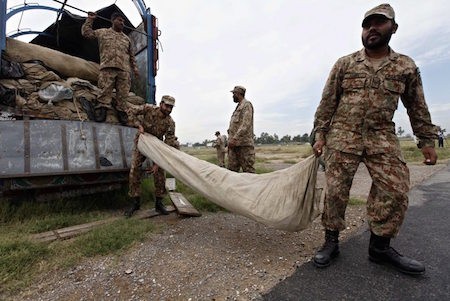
[138,133,322,232]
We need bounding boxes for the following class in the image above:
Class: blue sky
[5,0,450,143]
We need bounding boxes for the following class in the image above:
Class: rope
[51,0,150,37]
[72,98,87,141]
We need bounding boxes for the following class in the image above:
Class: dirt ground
[13,163,446,301]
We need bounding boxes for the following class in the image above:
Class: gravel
[12,163,445,301]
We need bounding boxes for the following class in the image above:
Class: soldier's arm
[164,121,180,149]
[126,104,149,128]
[401,66,438,149]
[234,102,253,142]
[313,59,343,142]
[81,13,97,39]
[128,41,139,76]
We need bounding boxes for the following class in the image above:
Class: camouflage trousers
[227,146,255,173]
[97,67,130,111]
[322,149,410,237]
[216,149,225,167]
[128,137,166,199]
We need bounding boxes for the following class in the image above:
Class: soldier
[81,11,139,125]
[227,86,255,173]
[125,95,180,217]
[213,131,226,167]
[312,3,438,275]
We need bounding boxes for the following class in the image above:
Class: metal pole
[1,0,7,52]
[146,7,155,104]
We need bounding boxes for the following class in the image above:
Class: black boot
[155,197,169,215]
[124,197,140,217]
[313,230,340,268]
[95,107,107,122]
[117,110,129,126]
[368,232,425,275]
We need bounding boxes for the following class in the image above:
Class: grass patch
[348,197,366,206]
[75,219,155,257]
[0,238,50,288]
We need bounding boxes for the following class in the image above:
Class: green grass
[400,140,450,163]
[348,197,366,206]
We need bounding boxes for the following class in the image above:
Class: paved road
[263,163,450,301]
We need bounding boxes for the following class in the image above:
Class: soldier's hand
[151,164,159,174]
[422,146,437,165]
[87,12,97,20]
[313,140,326,157]
[138,125,144,134]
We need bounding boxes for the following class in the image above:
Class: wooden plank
[169,192,202,217]
[30,205,177,243]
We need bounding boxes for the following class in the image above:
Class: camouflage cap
[161,95,175,106]
[230,85,246,95]
[362,3,395,27]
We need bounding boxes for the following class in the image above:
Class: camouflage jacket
[128,104,179,148]
[313,48,437,156]
[81,19,137,72]
[228,99,254,146]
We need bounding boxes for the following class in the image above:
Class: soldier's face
[112,16,125,32]
[361,16,397,50]
[232,92,239,103]
[160,103,173,115]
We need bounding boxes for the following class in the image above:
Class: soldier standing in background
[125,95,179,217]
[82,12,139,125]
[312,3,437,275]
[213,131,226,167]
[227,86,255,173]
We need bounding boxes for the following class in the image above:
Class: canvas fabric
[138,133,322,232]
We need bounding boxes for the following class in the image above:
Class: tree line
[191,132,312,147]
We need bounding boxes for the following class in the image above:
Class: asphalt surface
[263,163,450,301]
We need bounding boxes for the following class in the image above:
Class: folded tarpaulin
[138,133,322,232]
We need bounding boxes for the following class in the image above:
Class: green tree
[280,135,291,144]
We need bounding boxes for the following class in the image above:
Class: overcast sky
[5,0,450,143]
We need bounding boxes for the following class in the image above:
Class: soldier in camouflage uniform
[227,86,255,173]
[82,12,139,125]
[213,131,226,167]
[125,95,180,217]
[312,4,438,275]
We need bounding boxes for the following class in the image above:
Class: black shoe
[124,197,140,217]
[117,110,129,126]
[94,107,107,122]
[369,246,425,275]
[369,233,425,275]
[313,230,339,268]
[155,198,169,215]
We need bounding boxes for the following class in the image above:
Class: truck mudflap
[0,119,137,196]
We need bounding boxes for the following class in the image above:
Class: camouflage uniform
[227,98,255,173]
[128,104,179,199]
[213,135,226,167]
[314,48,437,237]
[81,18,137,111]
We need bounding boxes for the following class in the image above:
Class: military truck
[0,0,159,200]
